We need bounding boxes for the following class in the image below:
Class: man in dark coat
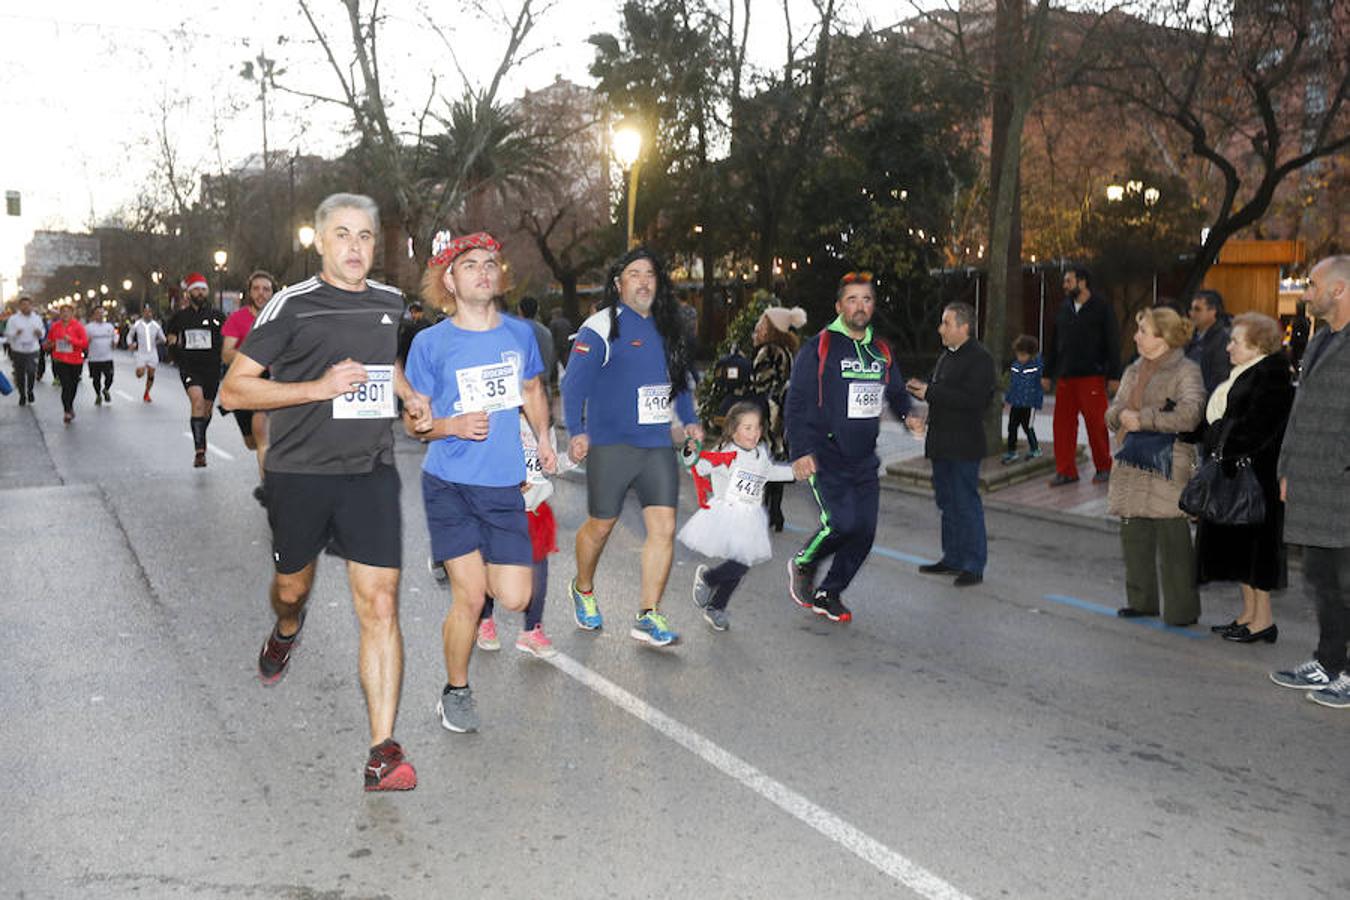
[1041,267,1121,486]
[907,302,996,586]
[1270,255,1350,709]
[1186,289,1233,393]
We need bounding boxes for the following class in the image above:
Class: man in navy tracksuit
[785,272,911,622]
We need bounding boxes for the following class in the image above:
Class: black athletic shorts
[265,463,402,574]
[180,366,221,401]
[233,409,255,440]
[585,443,680,519]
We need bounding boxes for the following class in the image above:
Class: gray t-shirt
[85,321,116,362]
[241,276,405,475]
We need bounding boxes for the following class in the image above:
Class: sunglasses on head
[840,271,874,285]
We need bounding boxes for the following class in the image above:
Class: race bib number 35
[456,361,522,413]
[638,384,672,425]
[184,329,212,350]
[333,364,396,419]
[848,382,884,419]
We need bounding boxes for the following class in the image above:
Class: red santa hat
[429,231,501,268]
[184,272,209,292]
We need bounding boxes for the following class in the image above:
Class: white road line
[115,390,136,402]
[546,652,975,900]
[181,432,236,461]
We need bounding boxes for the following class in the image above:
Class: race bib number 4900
[637,384,672,425]
[847,382,884,419]
[456,361,522,413]
[184,329,212,350]
[332,364,396,419]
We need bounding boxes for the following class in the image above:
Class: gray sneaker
[437,687,480,733]
[1270,659,1333,690]
[692,565,713,609]
[1307,672,1350,709]
[703,606,730,631]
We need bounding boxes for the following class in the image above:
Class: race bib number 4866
[333,364,396,419]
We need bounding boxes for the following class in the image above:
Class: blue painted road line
[1042,594,1208,639]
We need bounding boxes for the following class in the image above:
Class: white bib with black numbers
[55,339,72,354]
[184,329,212,350]
[847,382,884,419]
[332,364,396,419]
[455,360,522,413]
[727,468,766,505]
[637,384,672,425]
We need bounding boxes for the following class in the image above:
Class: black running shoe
[788,559,817,608]
[258,611,305,685]
[252,485,267,508]
[811,589,852,623]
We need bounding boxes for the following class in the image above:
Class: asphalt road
[1,352,1345,899]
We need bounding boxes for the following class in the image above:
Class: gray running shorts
[585,443,679,519]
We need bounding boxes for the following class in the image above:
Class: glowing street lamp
[1105,184,1125,202]
[613,125,643,249]
[297,225,315,277]
[121,278,132,291]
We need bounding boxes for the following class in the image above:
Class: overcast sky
[0,0,916,298]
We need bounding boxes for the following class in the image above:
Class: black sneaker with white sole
[788,559,817,608]
[811,589,852,623]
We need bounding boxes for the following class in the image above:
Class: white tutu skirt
[678,502,773,566]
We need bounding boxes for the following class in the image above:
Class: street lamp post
[213,249,229,312]
[297,225,315,278]
[613,126,642,249]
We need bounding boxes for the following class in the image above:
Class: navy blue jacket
[1006,354,1044,409]
[785,317,909,465]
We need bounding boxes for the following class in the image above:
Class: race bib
[728,468,766,505]
[638,384,672,425]
[848,382,884,419]
[456,361,522,413]
[56,339,72,353]
[184,329,212,350]
[523,445,545,482]
[332,364,396,419]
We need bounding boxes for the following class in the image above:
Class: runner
[129,305,166,402]
[560,246,702,647]
[46,304,88,424]
[219,192,431,791]
[403,231,556,734]
[5,296,44,406]
[784,271,912,623]
[84,307,116,406]
[166,272,224,467]
[222,270,276,502]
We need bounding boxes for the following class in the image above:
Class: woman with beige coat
[1106,307,1207,626]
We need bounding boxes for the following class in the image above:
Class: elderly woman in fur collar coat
[1106,307,1206,626]
[1196,313,1294,644]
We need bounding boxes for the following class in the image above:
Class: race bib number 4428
[332,364,396,419]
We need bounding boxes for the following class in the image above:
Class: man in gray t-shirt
[84,307,117,405]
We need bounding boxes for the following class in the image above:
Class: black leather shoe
[1048,474,1079,487]
[953,571,983,587]
[1210,620,1243,634]
[1224,623,1278,644]
[919,561,959,575]
[1116,607,1158,618]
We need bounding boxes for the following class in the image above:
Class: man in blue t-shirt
[404,232,556,734]
[560,247,703,647]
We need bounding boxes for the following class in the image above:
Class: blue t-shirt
[406,314,544,487]
[561,304,696,448]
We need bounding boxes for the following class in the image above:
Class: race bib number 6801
[332,364,396,419]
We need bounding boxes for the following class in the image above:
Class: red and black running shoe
[193,449,207,468]
[364,739,417,791]
[788,559,817,609]
[811,589,852,623]
[258,611,305,686]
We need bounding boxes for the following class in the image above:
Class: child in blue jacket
[1003,334,1043,463]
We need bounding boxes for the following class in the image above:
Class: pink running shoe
[514,624,557,659]
[476,617,501,651]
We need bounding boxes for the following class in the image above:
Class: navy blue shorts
[422,472,532,567]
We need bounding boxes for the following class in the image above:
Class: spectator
[1003,334,1044,463]
[1106,307,1205,626]
[548,307,574,372]
[1269,255,1350,708]
[1287,299,1310,377]
[396,301,433,365]
[908,302,997,587]
[517,295,557,386]
[1196,313,1294,645]
[1042,267,1122,486]
[751,305,806,531]
[1186,289,1233,393]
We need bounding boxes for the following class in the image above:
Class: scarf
[1205,354,1265,424]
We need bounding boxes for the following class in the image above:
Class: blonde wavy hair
[1136,306,1194,349]
[419,254,513,315]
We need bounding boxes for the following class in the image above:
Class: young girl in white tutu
[678,401,797,631]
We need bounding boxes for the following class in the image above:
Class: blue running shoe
[631,609,679,647]
[571,579,603,630]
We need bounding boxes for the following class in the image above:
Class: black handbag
[1178,421,1267,525]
